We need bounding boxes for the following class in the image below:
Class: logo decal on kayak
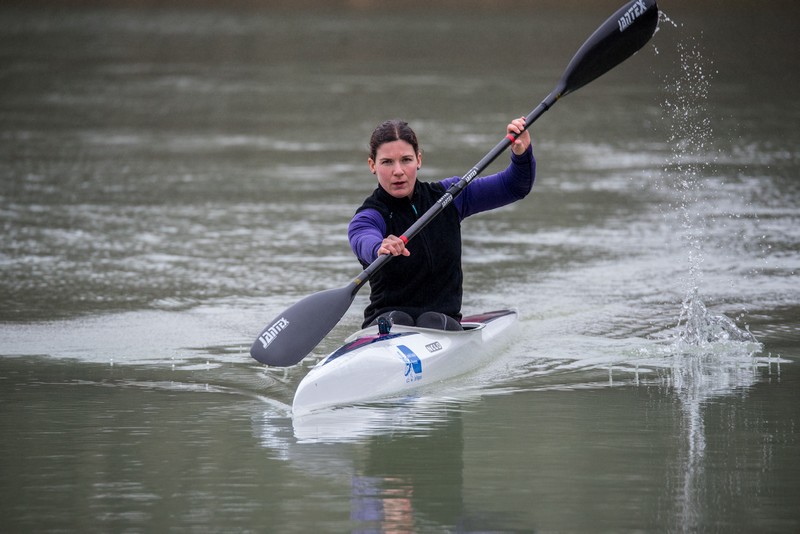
[258,317,290,349]
[618,0,647,32]
[396,345,422,383]
[425,341,443,353]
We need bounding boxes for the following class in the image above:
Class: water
[2,2,799,532]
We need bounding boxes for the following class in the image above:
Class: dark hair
[368,119,420,161]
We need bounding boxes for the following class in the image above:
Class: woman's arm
[443,144,536,220]
[348,209,386,264]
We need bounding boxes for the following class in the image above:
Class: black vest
[356,181,463,327]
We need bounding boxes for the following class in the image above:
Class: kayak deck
[292,309,518,416]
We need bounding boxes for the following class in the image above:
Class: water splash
[654,34,771,528]
[651,10,679,55]
[676,287,757,346]
[661,33,759,350]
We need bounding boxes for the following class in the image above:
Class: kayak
[292,309,518,416]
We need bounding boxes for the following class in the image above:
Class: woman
[348,117,535,330]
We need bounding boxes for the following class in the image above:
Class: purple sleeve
[348,209,386,264]
[442,145,535,220]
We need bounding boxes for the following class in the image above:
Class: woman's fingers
[378,235,410,256]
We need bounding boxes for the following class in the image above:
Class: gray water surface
[1,2,799,532]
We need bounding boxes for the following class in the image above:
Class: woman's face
[368,139,422,199]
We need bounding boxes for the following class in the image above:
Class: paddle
[251,0,660,367]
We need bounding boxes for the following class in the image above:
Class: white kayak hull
[292,309,518,416]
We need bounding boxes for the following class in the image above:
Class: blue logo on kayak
[397,345,422,383]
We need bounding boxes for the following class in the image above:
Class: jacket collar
[375,183,418,209]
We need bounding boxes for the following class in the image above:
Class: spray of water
[661,31,759,349]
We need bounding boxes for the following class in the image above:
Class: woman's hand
[508,116,531,155]
[378,235,410,257]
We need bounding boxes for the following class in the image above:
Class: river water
[1,1,798,532]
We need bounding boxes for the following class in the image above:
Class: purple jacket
[349,146,535,264]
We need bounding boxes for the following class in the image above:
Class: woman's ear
[368,158,376,175]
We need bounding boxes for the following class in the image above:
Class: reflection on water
[256,397,468,445]
[255,398,471,531]
[351,475,417,533]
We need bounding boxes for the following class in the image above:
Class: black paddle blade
[250,284,357,367]
[558,0,659,98]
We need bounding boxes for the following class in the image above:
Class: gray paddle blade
[250,285,357,367]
